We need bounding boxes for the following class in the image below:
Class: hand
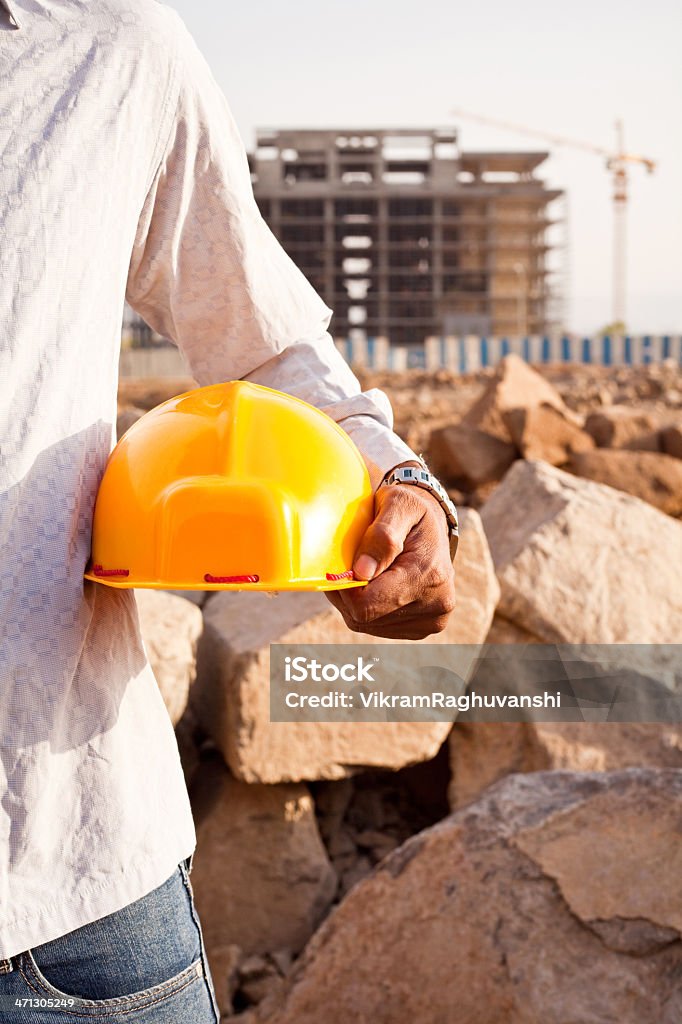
[326,467,457,640]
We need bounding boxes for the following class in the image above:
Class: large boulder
[462,354,574,442]
[485,612,541,643]
[193,591,452,784]
[451,506,501,643]
[427,422,517,487]
[254,770,682,1024]
[449,721,682,809]
[189,755,336,1011]
[568,449,682,517]
[503,403,594,465]
[584,406,669,450]
[135,589,203,725]
[480,460,682,642]
[191,509,499,783]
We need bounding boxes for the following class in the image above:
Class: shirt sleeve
[125,12,416,484]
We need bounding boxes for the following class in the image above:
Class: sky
[167,0,682,335]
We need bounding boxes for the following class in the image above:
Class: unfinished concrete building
[249,128,563,346]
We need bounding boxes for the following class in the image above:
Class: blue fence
[335,334,682,373]
[120,333,682,378]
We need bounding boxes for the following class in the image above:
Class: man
[0,0,457,1018]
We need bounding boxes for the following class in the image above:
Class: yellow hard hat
[84,381,373,591]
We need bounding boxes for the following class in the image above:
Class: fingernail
[353,554,378,581]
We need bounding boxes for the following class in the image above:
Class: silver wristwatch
[380,458,459,561]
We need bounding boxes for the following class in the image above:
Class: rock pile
[360,358,682,456]
[420,356,682,513]
[121,358,682,1022]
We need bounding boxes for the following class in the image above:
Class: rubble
[312,749,450,903]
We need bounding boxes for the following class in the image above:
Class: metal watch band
[380,462,459,560]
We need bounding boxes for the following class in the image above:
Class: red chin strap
[204,573,260,584]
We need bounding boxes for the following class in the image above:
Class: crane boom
[450,107,608,158]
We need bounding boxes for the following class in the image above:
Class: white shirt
[0,0,413,956]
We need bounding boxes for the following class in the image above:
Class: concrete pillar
[424,336,442,371]
[445,336,460,373]
[372,337,390,370]
[526,335,543,364]
[463,335,482,373]
[377,196,390,340]
[348,334,368,368]
[389,346,408,372]
[324,197,335,310]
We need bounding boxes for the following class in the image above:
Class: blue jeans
[0,859,220,1022]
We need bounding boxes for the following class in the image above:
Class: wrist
[378,458,459,562]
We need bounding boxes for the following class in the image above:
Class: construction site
[248,127,563,345]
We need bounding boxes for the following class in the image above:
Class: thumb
[352,487,424,581]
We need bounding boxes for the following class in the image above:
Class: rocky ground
[119,360,682,1022]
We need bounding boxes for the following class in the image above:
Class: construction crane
[451,108,656,329]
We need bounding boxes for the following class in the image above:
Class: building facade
[249,128,563,346]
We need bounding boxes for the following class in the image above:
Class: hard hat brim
[83,572,368,591]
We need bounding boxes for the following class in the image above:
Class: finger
[352,487,426,582]
[345,552,454,624]
[327,572,455,634]
[325,590,348,616]
[343,612,453,641]
[351,595,446,628]
[347,594,455,634]
[333,557,417,621]
[365,617,450,640]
